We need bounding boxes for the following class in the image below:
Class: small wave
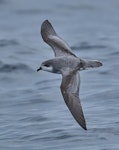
[71,42,107,50]
[20,115,48,122]
[0,0,5,4]
[57,3,96,11]
[0,39,19,47]
[36,78,59,85]
[109,51,119,56]
[0,62,32,73]
[14,9,50,15]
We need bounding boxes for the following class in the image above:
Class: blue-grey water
[0,0,119,150]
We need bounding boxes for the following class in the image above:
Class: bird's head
[37,61,53,73]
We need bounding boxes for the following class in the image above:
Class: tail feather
[80,59,103,69]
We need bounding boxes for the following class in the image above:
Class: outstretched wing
[41,20,76,57]
[60,70,87,130]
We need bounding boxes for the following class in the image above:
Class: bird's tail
[80,59,103,70]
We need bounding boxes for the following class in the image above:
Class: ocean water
[0,0,119,150]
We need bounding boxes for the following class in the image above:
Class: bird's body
[40,56,81,74]
[37,20,103,130]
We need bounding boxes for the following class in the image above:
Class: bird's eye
[44,64,50,67]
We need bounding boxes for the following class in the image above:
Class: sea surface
[0,0,119,150]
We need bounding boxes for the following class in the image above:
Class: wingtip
[41,19,57,39]
[41,20,49,28]
[42,19,52,27]
[83,126,87,130]
[43,19,49,24]
[81,123,87,130]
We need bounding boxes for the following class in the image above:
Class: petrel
[37,20,102,130]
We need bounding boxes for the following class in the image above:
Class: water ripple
[0,61,32,73]
[0,39,19,47]
[71,41,107,50]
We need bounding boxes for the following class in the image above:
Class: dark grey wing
[60,71,87,130]
[41,20,76,57]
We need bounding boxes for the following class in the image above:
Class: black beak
[37,67,42,72]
